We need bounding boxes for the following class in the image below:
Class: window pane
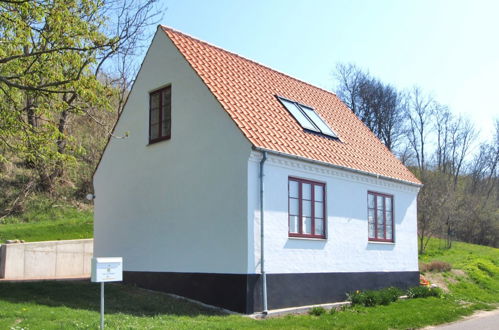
[162,119,171,137]
[315,218,324,236]
[151,108,160,126]
[314,201,323,218]
[150,123,159,140]
[289,215,299,233]
[300,106,337,137]
[386,225,393,240]
[150,93,160,111]
[289,180,299,198]
[368,209,375,224]
[368,222,375,239]
[303,217,312,234]
[377,209,384,224]
[368,194,375,208]
[302,200,311,217]
[289,198,299,215]
[279,98,318,131]
[386,197,392,211]
[302,183,311,200]
[314,185,323,202]
[377,225,385,239]
[161,88,171,137]
[377,196,384,210]
[386,211,393,226]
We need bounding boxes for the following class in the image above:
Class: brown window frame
[367,191,394,242]
[148,85,171,144]
[288,177,327,239]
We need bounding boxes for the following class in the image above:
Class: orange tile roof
[161,26,421,186]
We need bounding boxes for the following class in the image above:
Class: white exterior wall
[94,29,251,274]
[249,152,419,274]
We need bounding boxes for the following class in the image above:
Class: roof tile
[161,26,421,185]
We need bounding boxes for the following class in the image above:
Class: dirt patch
[424,272,449,292]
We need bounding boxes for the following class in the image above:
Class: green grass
[0,281,486,329]
[0,228,497,328]
[420,238,499,304]
[0,197,93,242]
[0,217,93,242]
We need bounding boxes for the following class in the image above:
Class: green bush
[308,307,326,316]
[363,290,381,307]
[406,286,443,298]
[348,287,404,307]
[384,287,404,302]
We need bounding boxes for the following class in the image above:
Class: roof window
[277,96,337,138]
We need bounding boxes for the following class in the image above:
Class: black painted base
[123,270,419,314]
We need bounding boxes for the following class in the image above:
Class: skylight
[277,96,338,138]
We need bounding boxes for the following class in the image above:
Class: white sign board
[91,257,123,282]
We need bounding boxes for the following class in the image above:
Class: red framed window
[288,177,326,239]
[149,86,171,144]
[368,191,394,242]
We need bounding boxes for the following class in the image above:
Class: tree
[0,0,161,191]
[334,63,404,151]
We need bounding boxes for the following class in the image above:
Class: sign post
[91,257,123,329]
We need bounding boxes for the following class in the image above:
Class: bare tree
[334,63,404,150]
[404,87,438,174]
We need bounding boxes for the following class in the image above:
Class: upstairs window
[149,86,171,144]
[368,192,394,242]
[277,96,337,138]
[288,177,326,239]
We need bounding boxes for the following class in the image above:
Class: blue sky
[154,0,498,142]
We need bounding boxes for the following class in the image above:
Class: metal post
[100,282,104,329]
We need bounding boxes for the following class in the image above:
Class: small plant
[363,290,381,307]
[378,287,403,305]
[407,286,443,298]
[308,307,326,316]
[420,261,452,272]
[384,287,404,302]
[329,307,337,315]
[347,290,364,306]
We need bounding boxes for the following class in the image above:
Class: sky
[151,0,498,142]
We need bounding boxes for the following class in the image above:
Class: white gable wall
[94,29,252,274]
[249,152,419,274]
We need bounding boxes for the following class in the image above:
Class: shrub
[378,287,403,305]
[406,286,443,298]
[348,290,380,307]
[363,290,381,307]
[420,261,452,272]
[308,307,326,316]
[348,287,404,307]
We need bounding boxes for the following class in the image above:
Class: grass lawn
[0,281,487,330]
[0,238,497,329]
[0,201,92,242]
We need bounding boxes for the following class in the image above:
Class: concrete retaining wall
[0,239,93,279]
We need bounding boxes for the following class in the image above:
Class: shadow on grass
[0,280,228,317]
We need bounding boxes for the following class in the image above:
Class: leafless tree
[334,63,404,150]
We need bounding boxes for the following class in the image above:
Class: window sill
[288,236,327,241]
[147,136,171,145]
[368,240,395,245]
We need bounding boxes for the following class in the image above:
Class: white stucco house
[93,26,422,314]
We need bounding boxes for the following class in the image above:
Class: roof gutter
[253,147,423,188]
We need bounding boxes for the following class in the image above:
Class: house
[93,25,422,314]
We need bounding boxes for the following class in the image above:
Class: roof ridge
[160,25,338,98]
